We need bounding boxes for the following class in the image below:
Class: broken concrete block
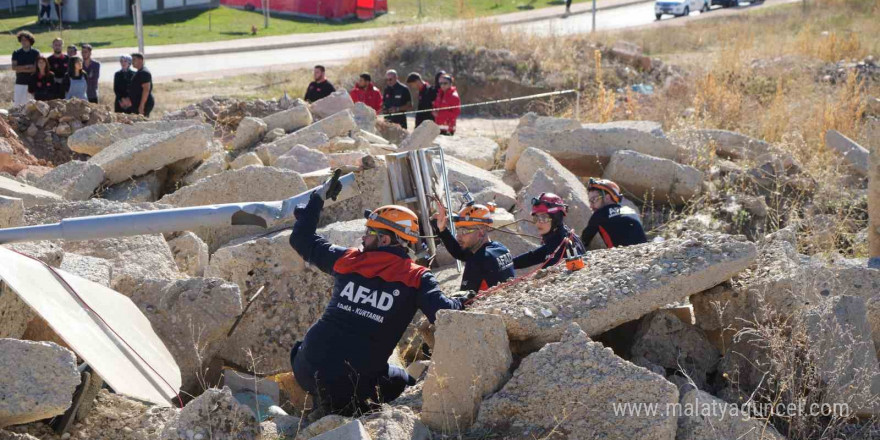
[311,90,355,120]
[359,129,388,145]
[630,310,720,389]
[608,40,653,70]
[206,230,333,373]
[0,339,80,428]
[0,283,32,339]
[298,415,353,439]
[159,387,260,440]
[329,151,369,169]
[312,420,372,440]
[399,120,440,152]
[89,124,213,185]
[422,310,512,432]
[870,142,880,262]
[604,149,704,205]
[826,129,869,177]
[263,127,286,143]
[297,109,358,140]
[361,405,431,440]
[183,152,228,186]
[256,130,330,166]
[516,112,582,132]
[445,155,516,209]
[115,277,242,392]
[0,196,24,228]
[669,128,772,162]
[315,156,392,227]
[471,233,757,345]
[232,117,267,151]
[0,429,40,439]
[158,166,307,252]
[60,253,112,286]
[677,388,785,440]
[263,104,313,133]
[102,169,166,203]
[476,323,679,439]
[68,120,203,156]
[505,118,680,175]
[803,295,880,416]
[352,102,378,133]
[167,232,209,277]
[35,160,104,201]
[434,135,499,170]
[0,175,62,207]
[319,136,357,153]
[229,152,264,170]
[516,147,593,233]
[274,144,330,174]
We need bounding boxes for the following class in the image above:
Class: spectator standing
[39,0,51,24]
[349,72,382,113]
[54,0,64,25]
[81,44,100,104]
[405,72,436,128]
[382,69,412,129]
[129,53,154,117]
[11,31,39,106]
[47,38,69,100]
[304,65,335,103]
[29,56,55,102]
[64,56,88,100]
[114,55,135,113]
[66,45,76,58]
[432,74,461,135]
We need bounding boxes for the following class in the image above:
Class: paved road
[101,0,791,83]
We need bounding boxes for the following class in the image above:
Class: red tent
[221,0,387,20]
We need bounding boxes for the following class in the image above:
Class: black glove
[322,168,343,201]
[450,291,477,308]
[293,204,307,220]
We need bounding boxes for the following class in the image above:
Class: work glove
[321,168,343,201]
[450,291,477,309]
[293,203,307,221]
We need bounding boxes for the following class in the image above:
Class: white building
[39,0,218,23]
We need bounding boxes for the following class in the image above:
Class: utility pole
[264,0,269,28]
[135,0,145,54]
[591,0,596,32]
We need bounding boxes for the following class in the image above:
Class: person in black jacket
[513,192,585,270]
[288,171,465,416]
[431,200,515,292]
[114,54,135,113]
[304,65,335,103]
[28,56,55,102]
[128,53,154,117]
[581,178,647,249]
[405,72,436,128]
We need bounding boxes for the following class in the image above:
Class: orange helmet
[587,178,622,203]
[364,205,420,244]
[453,204,494,228]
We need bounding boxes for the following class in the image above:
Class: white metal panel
[186,0,211,4]
[97,0,127,19]
[141,0,157,11]
[0,247,181,406]
[164,0,184,7]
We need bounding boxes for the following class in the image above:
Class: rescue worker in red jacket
[432,74,461,136]
[349,72,383,113]
[289,171,466,416]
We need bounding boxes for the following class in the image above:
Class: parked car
[655,0,709,19]
[711,0,762,7]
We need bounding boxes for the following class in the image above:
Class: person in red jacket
[349,72,383,113]
[432,74,461,136]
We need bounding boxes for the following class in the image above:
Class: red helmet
[530,192,568,216]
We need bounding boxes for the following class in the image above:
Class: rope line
[383,89,579,117]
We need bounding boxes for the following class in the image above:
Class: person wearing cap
[405,72,436,128]
[382,69,412,129]
[581,178,647,249]
[11,31,39,106]
[431,200,515,292]
[432,74,461,135]
[47,38,68,99]
[114,54,135,113]
[513,192,586,270]
[349,72,382,113]
[81,44,100,104]
[288,171,465,416]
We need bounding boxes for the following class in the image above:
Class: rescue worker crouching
[513,192,585,270]
[430,199,515,292]
[581,178,647,249]
[288,171,467,416]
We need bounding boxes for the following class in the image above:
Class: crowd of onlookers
[304,65,462,135]
[11,31,155,117]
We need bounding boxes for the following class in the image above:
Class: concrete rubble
[676,388,785,440]
[275,144,330,173]
[399,120,440,152]
[257,130,330,166]
[604,149,704,205]
[434,135,499,170]
[516,147,592,233]
[445,155,517,209]
[0,195,24,228]
[475,323,679,439]
[167,232,209,277]
[0,339,80,428]
[33,160,104,201]
[0,175,62,207]
[102,169,167,203]
[160,387,260,440]
[232,117,267,151]
[229,151,264,170]
[310,90,354,120]
[630,310,720,389]
[68,120,202,157]
[263,104,313,133]
[825,129,870,177]
[669,128,772,161]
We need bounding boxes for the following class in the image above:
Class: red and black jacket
[289,193,463,381]
[581,203,648,249]
[29,71,55,101]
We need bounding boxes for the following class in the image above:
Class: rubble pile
[1,98,877,440]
